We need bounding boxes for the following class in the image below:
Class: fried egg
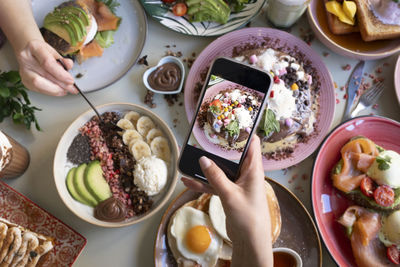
[170,206,223,267]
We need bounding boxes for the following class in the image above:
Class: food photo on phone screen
[179,58,271,182]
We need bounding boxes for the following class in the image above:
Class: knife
[342,60,365,121]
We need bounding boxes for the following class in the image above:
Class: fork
[346,81,385,120]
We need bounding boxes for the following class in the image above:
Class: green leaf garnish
[334,160,343,175]
[376,155,391,171]
[225,120,240,137]
[376,145,385,153]
[95,31,116,48]
[260,109,280,136]
[209,105,221,114]
[0,71,41,130]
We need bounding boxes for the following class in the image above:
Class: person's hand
[16,39,77,96]
[182,135,273,267]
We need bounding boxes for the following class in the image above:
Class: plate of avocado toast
[139,0,265,36]
[32,0,147,92]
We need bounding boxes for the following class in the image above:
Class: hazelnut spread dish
[147,62,182,92]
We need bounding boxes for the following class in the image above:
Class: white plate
[32,0,147,92]
[53,103,179,227]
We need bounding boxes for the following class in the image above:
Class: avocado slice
[44,19,77,46]
[73,163,98,207]
[44,6,88,46]
[66,167,91,205]
[60,6,89,26]
[84,161,112,202]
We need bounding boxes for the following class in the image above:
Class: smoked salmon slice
[339,206,396,267]
[77,0,120,31]
[77,40,104,63]
[332,138,379,193]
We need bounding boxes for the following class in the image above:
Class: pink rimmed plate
[312,116,400,267]
[184,27,335,171]
[0,182,86,266]
[192,80,262,160]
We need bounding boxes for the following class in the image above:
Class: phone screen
[179,57,271,181]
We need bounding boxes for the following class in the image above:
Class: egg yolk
[185,225,212,253]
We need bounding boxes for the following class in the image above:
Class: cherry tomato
[387,245,400,264]
[172,3,187,17]
[374,185,395,207]
[162,0,175,3]
[360,176,376,198]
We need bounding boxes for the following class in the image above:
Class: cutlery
[350,81,384,117]
[342,61,365,121]
[57,59,121,130]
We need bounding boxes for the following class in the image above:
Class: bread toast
[0,217,54,267]
[324,0,359,35]
[354,0,400,41]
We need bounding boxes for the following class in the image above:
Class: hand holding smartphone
[179,57,272,182]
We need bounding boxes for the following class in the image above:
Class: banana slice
[117,118,134,130]
[124,111,140,128]
[130,140,152,161]
[146,128,164,144]
[122,129,143,145]
[150,136,171,162]
[137,116,155,136]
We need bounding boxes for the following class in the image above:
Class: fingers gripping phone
[178,57,272,182]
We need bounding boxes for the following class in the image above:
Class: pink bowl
[312,116,400,266]
[184,27,335,171]
[308,0,400,60]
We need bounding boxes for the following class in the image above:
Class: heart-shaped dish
[143,56,185,95]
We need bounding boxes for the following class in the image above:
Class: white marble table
[0,4,399,267]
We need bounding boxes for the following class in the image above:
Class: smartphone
[179,57,272,182]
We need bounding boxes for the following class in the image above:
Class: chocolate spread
[94,197,127,222]
[147,62,181,91]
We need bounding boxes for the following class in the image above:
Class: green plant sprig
[0,71,41,130]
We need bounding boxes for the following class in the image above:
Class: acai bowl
[54,103,179,227]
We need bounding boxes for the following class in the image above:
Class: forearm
[231,233,273,267]
[0,0,43,53]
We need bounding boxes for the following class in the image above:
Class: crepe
[0,218,54,267]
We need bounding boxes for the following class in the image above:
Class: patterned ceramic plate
[139,0,265,36]
[0,182,86,266]
[312,116,400,266]
[154,178,322,266]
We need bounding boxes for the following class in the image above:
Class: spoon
[57,59,121,131]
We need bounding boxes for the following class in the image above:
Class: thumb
[198,156,235,198]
